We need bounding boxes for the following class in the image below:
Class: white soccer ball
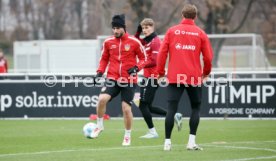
[83,122,97,139]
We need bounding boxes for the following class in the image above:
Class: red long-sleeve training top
[97,32,147,83]
[157,19,213,85]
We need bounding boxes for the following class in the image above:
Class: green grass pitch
[0,119,275,161]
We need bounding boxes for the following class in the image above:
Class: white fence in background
[14,40,99,73]
[13,34,272,73]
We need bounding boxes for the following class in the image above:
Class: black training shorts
[100,79,137,106]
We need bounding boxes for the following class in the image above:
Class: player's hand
[94,72,103,84]
[202,74,209,82]
[137,24,142,33]
[127,66,139,75]
[96,72,103,78]
[157,75,166,84]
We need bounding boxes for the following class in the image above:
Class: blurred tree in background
[194,0,255,67]
[0,0,275,66]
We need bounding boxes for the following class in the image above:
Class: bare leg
[121,101,133,146]
[97,94,111,118]
[90,93,111,138]
[122,101,133,130]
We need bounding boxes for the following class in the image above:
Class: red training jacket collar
[180,19,195,25]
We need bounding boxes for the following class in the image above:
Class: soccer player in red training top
[135,18,183,139]
[157,4,213,151]
[91,14,147,146]
[0,49,8,80]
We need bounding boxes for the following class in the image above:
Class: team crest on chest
[124,44,130,51]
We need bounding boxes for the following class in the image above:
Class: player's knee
[123,108,132,116]
[98,94,110,106]
[168,100,178,108]
[148,105,154,113]
[168,100,178,113]
[122,102,132,115]
[191,101,201,110]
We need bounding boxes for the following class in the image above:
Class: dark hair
[182,4,197,19]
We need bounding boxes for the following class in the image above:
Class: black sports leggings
[139,78,167,129]
[165,84,202,138]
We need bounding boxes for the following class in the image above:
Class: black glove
[94,72,103,84]
[127,66,139,75]
[95,72,103,78]
[137,24,142,33]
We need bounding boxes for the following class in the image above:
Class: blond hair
[140,18,155,26]
[182,4,197,19]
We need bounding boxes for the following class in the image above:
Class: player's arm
[134,25,142,40]
[144,40,160,68]
[5,58,8,73]
[96,41,110,75]
[157,30,170,78]
[134,25,146,45]
[201,33,213,79]
[135,42,147,70]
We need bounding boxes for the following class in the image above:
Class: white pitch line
[220,155,276,161]
[204,144,276,153]
[0,145,163,158]
[205,144,276,161]
[0,141,275,158]
[211,140,276,145]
